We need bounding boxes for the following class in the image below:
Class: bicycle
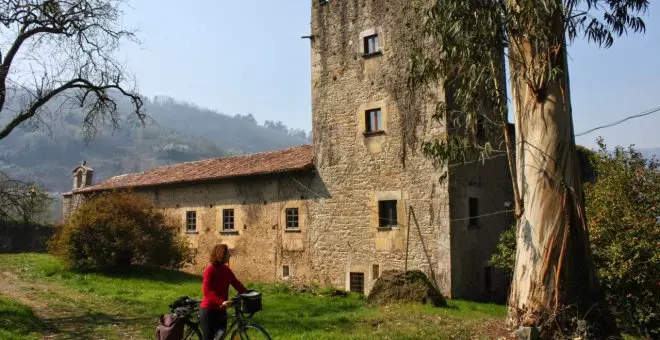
[167,291,272,340]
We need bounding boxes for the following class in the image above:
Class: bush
[489,139,660,337]
[50,191,194,270]
[585,140,659,338]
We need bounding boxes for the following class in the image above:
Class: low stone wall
[0,221,54,253]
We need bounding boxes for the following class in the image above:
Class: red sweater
[201,263,247,310]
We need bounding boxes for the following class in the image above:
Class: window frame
[282,265,290,278]
[378,200,398,228]
[285,208,299,230]
[365,108,384,135]
[349,272,365,294]
[185,211,197,232]
[222,208,235,231]
[363,34,380,56]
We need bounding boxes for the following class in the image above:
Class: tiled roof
[74,145,313,193]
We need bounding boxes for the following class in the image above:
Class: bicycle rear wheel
[183,321,202,340]
[229,323,271,340]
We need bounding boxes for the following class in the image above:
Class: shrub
[489,139,660,337]
[585,140,659,338]
[50,191,194,270]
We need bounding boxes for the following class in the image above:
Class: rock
[516,326,541,340]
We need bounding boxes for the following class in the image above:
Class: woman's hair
[210,244,229,265]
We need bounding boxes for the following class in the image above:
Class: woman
[200,244,247,340]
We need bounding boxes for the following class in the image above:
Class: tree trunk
[506,3,619,338]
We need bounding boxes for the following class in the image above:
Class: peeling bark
[507,4,619,337]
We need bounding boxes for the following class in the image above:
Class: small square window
[372,264,380,280]
[286,208,299,229]
[378,200,398,228]
[282,265,290,278]
[349,272,365,294]
[222,209,234,230]
[365,108,383,134]
[186,211,197,232]
[469,197,479,227]
[364,34,379,55]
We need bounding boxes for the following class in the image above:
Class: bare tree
[0,171,52,223]
[0,0,144,141]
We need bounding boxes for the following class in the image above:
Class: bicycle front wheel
[229,323,272,340]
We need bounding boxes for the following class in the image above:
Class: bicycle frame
[216,308,254,340]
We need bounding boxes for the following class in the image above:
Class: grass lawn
[0,253,509,339]
[0,295,53,340]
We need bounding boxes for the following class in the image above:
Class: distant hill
[0,93,310,196]
[639,148,660,160]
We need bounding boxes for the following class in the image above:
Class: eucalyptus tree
[0,0,144,141]
[410,0,649,336]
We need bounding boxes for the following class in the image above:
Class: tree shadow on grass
[0,302,57,336]
[75,265,202,284]
[45,311,152,340]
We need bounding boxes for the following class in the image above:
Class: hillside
[640,148,660,160]
[0,94,309,195]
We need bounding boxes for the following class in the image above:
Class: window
[349,272,365,294]
[364,34,379,55]
[285,208,299,229]
[282,265,290,278]
[372,264,380,280]
[222,209,234,230]
[365,108,383,134]
[378,200,398,228]
[469,197,479,226]
[186,211,197,232]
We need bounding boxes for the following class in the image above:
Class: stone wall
[309,0,454,296]
[64,173,319,285]
[139,173,318,283]
[448,157,514,302]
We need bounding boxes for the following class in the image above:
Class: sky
[120,1,659,149]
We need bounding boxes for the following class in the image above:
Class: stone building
[63,0,513,302]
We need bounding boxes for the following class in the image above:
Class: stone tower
[308,0,513,300]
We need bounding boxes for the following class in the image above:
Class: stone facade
[307,0,512,300]
[62,0,513,302]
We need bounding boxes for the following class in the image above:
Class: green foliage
[414,0,649,172]
[585,139,660,337]
[490,140,660,336]
[488,226,516,275]
[49,191,194,270]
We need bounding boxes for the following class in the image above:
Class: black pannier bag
[237,290,262,314]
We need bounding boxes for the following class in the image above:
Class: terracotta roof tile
[74,145,313,193]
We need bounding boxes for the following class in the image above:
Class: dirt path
[0,270,146,340]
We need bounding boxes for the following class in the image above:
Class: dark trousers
[199,308,227,340]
